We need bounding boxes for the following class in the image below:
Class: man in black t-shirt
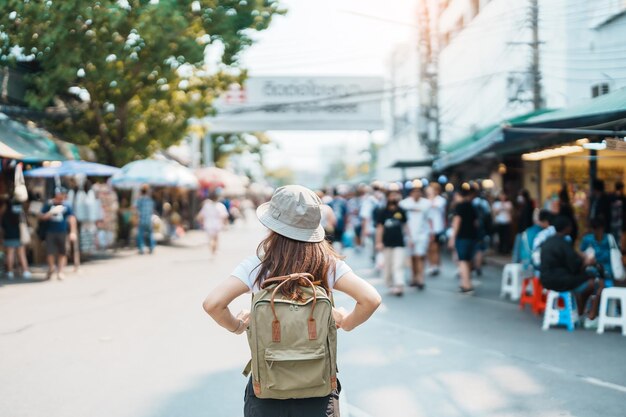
[376,191,412,296]
[449,188,477,293]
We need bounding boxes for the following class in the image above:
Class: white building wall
[542,0,626,107]
[376,41,430,182]
[438,0,531,149]
[438,0,626,151]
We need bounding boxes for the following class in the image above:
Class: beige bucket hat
[256,185,325,242]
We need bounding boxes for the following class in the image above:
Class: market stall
[23,160,121,264]
[24,160,121,178]
[111,159,199,242]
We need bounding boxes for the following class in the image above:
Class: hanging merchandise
[14,163,28,202]
[74,188,88,221]
[80,223,97,255]
[19,211,31,246]
[85,189,102,222]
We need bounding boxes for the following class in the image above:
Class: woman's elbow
[202,297,219,315]
[365,293,382,311]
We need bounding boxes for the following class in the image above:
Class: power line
[337,9,418,28]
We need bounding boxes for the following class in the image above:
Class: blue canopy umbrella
[24,160,121,178]
[110,159,198,189]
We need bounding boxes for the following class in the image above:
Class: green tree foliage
[0,0,283,166]
[211,131,272,168]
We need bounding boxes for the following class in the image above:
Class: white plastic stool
[500,263,531,301]
[542,291,579,331]
[597,287,626,336]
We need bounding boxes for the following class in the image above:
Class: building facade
[436,0,626,201]
[376,41,431,182]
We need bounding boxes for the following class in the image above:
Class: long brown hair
[253,231,344,298]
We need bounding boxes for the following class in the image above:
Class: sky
[237,0,418,175]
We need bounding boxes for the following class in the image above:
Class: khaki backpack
[243,273,338,399]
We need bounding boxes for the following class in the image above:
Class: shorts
[475,236,488,251]
[4,239,21,248]
[455,238,476,261]
[410,234,430,256]
[244,378,340,417]
[46,232,68,256]
[434,231,447,246]
[205,228,221,237]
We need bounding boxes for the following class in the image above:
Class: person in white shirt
[359,185,385,262]
[493,191,514,254]
[400,186,432,290]
[196,194,229,257]
[426,183,447,276]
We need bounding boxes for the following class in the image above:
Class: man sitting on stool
[540,216,605,320]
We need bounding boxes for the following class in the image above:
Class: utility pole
[417,0,440,157]
[530,0,542,110]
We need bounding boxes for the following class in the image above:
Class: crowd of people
[4,174,626,326]
[311,178,626,323]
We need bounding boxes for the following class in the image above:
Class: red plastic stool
[519,277,547,315]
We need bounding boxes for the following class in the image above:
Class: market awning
[0,141,23,159]
[390,159,434,168]
[24,160,121,178]
[0,116,68,162]
[433,109,553,171]
[497,87,626,155]
[111,159,199,189]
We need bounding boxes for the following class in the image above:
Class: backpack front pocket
[264,346,327,391]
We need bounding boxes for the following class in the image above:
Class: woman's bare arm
[333,271,382,331]
[202,276,251,334]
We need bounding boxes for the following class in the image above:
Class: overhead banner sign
[206,76,385,132]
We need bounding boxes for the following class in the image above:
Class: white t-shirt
[493,201,513,224]
[428,195,447,234]
[231,255,352,293]
[400,197,431,238]
[198,200,228,232]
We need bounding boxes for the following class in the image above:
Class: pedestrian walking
[400,186,431,289]
[134,184,155,255]
[316,190,337,241]
[426,183,447,276]
[39,188,77,280]
[202,185,381,417]
[359,184,385,262]
[449,187,477,293]
[329,187,348,249]
[376,190,411,296]
[517,189,535,233]
[347,186,365,249]
[117,197,133,248]
[1,199,32,279]
[196,194,229,257]
[493,191,513,254]
[558,185,578,242]
[471,188,491,275]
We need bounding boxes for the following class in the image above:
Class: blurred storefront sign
[605,138,626,152]
[207,76,384,132]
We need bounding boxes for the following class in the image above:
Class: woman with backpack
[202,185,382,417]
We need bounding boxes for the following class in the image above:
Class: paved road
[0,220,624,417]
